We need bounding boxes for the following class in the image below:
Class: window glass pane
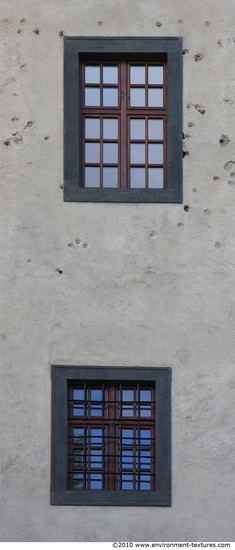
[85,118,100,139]
[140,389,151,401]
[103,87,118,106]
[85,65,100,83]
[148,143,163,164]
[139,389,151,417]
[73,389,84,400]
[90,473,103,489]
[148,168,163,189]
[122,389,133,401]
[103,167,118,188]
[85,87,100,106]
[122,389,133,416]
[91,389,103,416]
[121,429,133,445]
[121,473,133,490]
[148,119,163,140]
[121,450,133,468]
[73,404,84,416]
[73,389,85,416]
[130,88,145,107]
[130,119,145,140]
[130,143,145,164]
[73,449,84,468]
[103,65,118,84]
[85,167,100,187]
[139,429,151,445]
[139,474,151,490]
[103,143,118,164]
[148,65,163,85]
[91,389,102,401]
[90,428,103,446]
[148,88,163,107]
[139,450,151,468]
[73,427,85,445]
[90,449,103,468]
[85,142,100,164]
[130,167,145,189]
[130,65,145,84]
[73,473,83,489]
[103,118,118,140]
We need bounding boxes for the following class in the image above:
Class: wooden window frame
[51,365,171,506]
[81,60,167,190]
[64,37,182,203]
[67,382,156,492]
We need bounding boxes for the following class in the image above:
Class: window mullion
[107,384,116,490]
[120,60,128,188]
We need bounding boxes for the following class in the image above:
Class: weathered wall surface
[1,0,235,542]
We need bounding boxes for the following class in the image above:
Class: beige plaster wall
[1,0,235,542]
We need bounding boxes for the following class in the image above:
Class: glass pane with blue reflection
[121,450,133,469]
[73,389,85,416]
[138,429,151,446]
[85,142,100,164]
[148,167,163,189]
[90,449,103,468]
[139,450,151,468]
[148,65,163,85]
[148,118,163,140]
[90,472,103,489]
[121,429,134,445]
[103,118,118,140]
[122,389,134,416]
[103,143,118,164]
[103,87,118,107]
[130,65,145,84]
[85,117,100,139]
[103,167,118,188]
[90,388,103,416]
[103,65,118,84]
[139,474,151,490]
[130,118,145,140]
[85,87,100,106]
[85,65,100,84]
[130,87,145,107]
[130,143,145,164]
[148,143,163,165]
[148,88,163,108]
[130,167,145,189]
[139,389,151,417]
[121,473,133,490]
[85,166,100,188]
[90,428,103,446]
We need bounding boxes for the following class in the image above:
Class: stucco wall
[1,0,235,542]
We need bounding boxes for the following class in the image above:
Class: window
[51,366,171,505]
[64,38,182,202]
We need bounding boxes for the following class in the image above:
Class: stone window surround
[51,365,171,506]
[64,37,183,203]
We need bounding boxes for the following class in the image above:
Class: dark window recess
[51,366,171,506]
[67,383,155,491]
[64,38,182,203]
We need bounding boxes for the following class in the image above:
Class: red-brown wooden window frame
[81,59,167,190]
[67,382,156,492]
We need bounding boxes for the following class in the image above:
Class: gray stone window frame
[64,37,182,203]
[51,365,171,506]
